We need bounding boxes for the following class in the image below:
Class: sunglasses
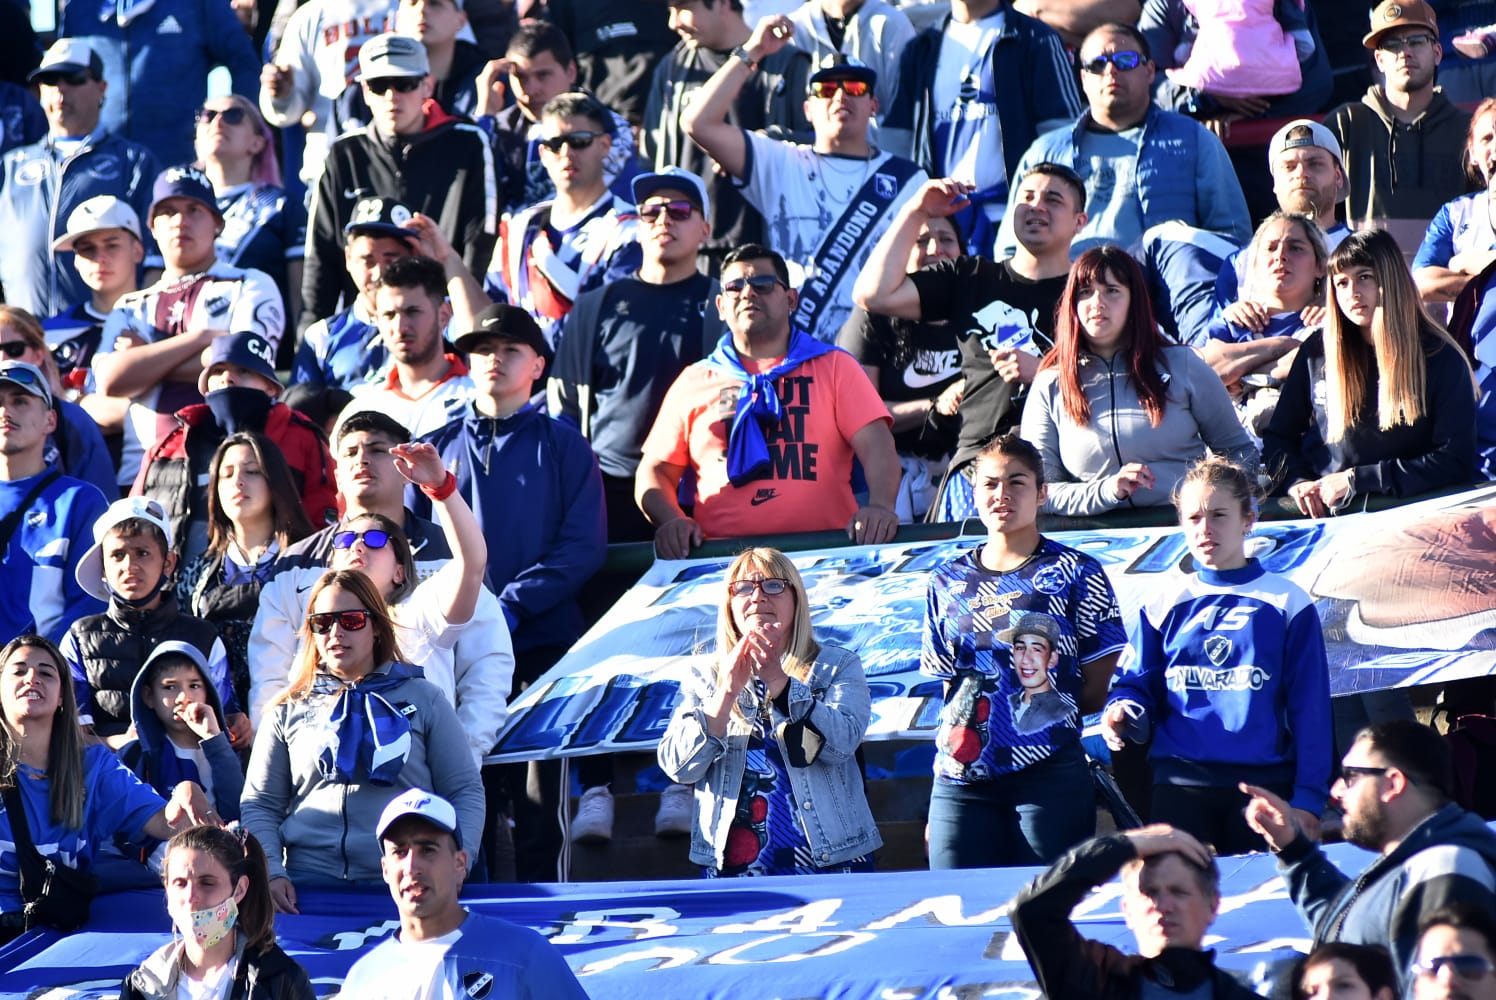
[639,199,696,222]
[39,71,92,87]
[728,578,790,597]
[332,529,392,550]
[538,131,602,154]
[1079,50,1147,74]
[307,609,373,634]
[1378,34,1436,54]
[0,342,28,360]
[722,274,786,296]
[1338,764,1389,786]
[809,79,871,99]
[1415,954,1495,980]
[195,106,247,126]
[365,76,424,96]
[0,364,44,389]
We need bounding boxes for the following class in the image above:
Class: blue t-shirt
[921,538,1126,784]
[1074,126,1145,255]
[0,468,107,644]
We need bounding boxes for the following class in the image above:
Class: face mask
[204,386,274,434]
[171,893,239,951]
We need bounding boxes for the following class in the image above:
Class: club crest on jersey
[1204,635,1233,666]
[1032,565,1066,594]
[874,173,897,198]
[462,971,495,998]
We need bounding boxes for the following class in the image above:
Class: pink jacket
[1165,0,1302,98]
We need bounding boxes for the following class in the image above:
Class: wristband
[421,471,458,502]
[731,45,760,71]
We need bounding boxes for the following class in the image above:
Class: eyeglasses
[639,199,696,222]
[808,79,871,99]
[365,77,424,96]
[1378,34,1436,54]
[722,274,786,297]
[38,71,93,88]
[307,609,373,634]
[1079,50,1147,74]
[728,578,790,597]
[195,106,247,126]
[0,342,28,360]
[538,131,602,154]
[1415,954,1495,980]
[332,529,392,550]
[1338,764,1389,786]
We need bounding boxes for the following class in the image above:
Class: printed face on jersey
[538,113,612,195]
[971,451,1045,536]
[1010,632,1057,696]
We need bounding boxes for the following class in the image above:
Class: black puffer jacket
[120,939,315,1000]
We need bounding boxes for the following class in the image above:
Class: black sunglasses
[639,199,696,222]
[1079,50,1147,74]
[365,76,424,96]
[195,106,248,126]
[332,529,392,550]
[538,131,601,154]
[308,609,373,634]
[722,274,786,296]
[728,578,790,597]
[1338,764,1389,786]
[0,342,28,360]
[38,71,93,87]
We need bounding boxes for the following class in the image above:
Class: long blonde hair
[717,548,820,685]
[277,570,404,704]
[1323,229,1459,442]
[0,636,85,829]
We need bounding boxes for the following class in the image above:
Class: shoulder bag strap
[1,782,47,903]
[0,469,62,557]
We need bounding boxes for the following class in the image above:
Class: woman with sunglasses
[657,547,881,877]
[194,96,305,335]
[240,568,484,914]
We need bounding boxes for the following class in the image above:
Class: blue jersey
[0,468,108,644]
[921,538,1125,783]
[292,304,388,392]
[1108,558,1333,814]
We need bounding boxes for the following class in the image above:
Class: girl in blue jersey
[921,433,1127,869]
[1102,455,1333,854]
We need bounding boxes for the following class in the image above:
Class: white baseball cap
[75,496,174,601]
[53,196,143,253]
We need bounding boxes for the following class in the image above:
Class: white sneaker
[571,786,614,844]
[654,783,693,838]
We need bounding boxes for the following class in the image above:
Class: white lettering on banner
[550,907,681,945]
[577,946,699,973]
[707,931,875,964]
[328,919,400,949]
[714,899,841,935]
[863,895,1009,931]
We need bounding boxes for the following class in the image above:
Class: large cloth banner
[0,841,1382,998]
[492,485,1496,764]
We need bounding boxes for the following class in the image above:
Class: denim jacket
[657,644,882,869]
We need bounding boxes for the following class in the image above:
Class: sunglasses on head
[0,364,43,388]
[639,199,696,222]
[365,76,424,96]
[307,609,373,634]
[809,78,871,99]
[538,131,601,154]
[0,342,28,360]
[1079,50,1147,74]
[195,106,247,126]
[1416,954,1495,980]
[332,529,392,550]
[728,577,790,597]
[722,274,785,296]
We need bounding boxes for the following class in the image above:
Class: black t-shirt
[910,257,1067,468]
[835,306,961,456]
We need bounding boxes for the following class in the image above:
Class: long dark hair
[164,825,277,953]
[1043,245,1168,427]
[204,432,314,559]
[0,635,85,829]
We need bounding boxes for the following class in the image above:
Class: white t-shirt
[170,740,216,805]
[174,961,234,1000]
[339,926,463,1000]
[932,12,1007,216]
[391,561,471,707]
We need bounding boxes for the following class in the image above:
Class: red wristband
[421,471,458,502]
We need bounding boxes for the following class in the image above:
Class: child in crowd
[1102,455,1333,855]
[121,641,243,824]
[1165,0,1314,99]
[1293,942,1397,1000]
[59,497,248,749]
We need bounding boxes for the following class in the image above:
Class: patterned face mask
[170,892,239,950]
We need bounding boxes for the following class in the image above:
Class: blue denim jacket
[657,644,883,870]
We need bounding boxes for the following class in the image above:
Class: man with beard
[1243,720,1496,994]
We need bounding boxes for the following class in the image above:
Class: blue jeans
[927,742,1094,869]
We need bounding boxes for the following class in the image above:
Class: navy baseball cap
[808,54,877,90]
[29,38,104,83]
[632,167,710,219]
[149,166,220,221]
[343,197,420,245]
[197,332,281,396]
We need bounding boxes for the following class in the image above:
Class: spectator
[0,361,107,645]
[998,22,1252,344]
[487,90,642,349]
[119,826,315,1000]
[1243,720,1496,994]
[1412,905,1496,1000]
[1102,455,1332,855]
[337,789,588,996]
[1412,98,1496,307]
[91,166,286,491]
[0,634,211,942]
[854,169,1085,522]
[1019,246,1257,517]
[1010,0,1144,47]
[921,433,1124,867]
[293,197,419,394]
[0,81,43,157]
[644,0,812,270]
[43,197,145,433]
[0,40,159,321]
[539,0,677,126]
[636,243,901,557]
[1263,229,1476,518]
[1010,824,1260,999]
[657,546,883,876]
[345,255,477,438]
[134,332,336,574]
[194,96,306,340]
[301,33,497,337]
[787,0,914,118]
[883,0,1082,257]
[240,569,485,913]
[119,642,245,824]
[1293,943,1397,1000]
[684,30,927,343]
[62,496,244,748]
[1328,0,1470,242]
[181,432,315,715]
[548,168,722,543]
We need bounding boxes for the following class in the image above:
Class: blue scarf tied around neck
[699,329,835,486]
[316,662,421,785]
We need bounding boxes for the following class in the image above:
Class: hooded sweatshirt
[1327,86,1471,229]
[120,657,243,821]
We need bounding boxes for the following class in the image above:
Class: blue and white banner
[0,839,1387,999]
[492,485,1496,764]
